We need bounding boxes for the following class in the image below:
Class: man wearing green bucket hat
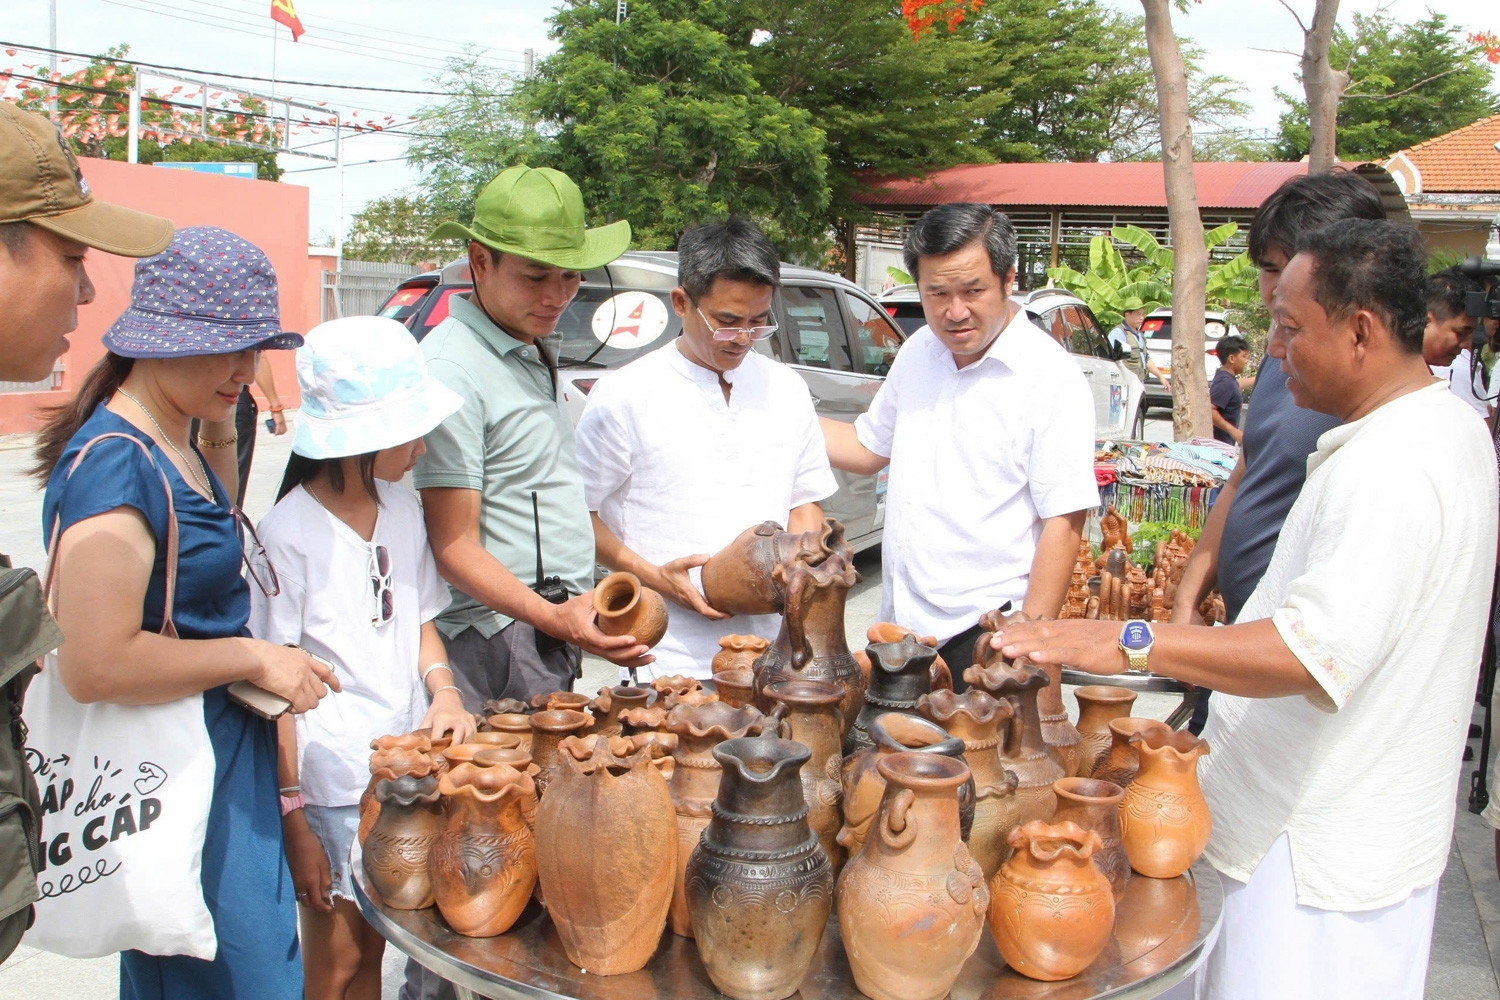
[414,165,649,719]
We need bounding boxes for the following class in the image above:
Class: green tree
[1274,12,1500,160]
[344,193,457,264]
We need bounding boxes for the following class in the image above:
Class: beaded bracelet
[269,405,285,413]
[199,435,238,449]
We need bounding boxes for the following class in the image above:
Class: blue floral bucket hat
[102,226,303,357]
[293,316,464,459]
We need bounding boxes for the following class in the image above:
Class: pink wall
[0,157,320,434]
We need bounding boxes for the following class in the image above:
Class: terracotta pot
[988,819,1115,981]
[712,634,772,677]
[528,709,593,798]
[964,659,1063,830]
[764,679,846,877]
[1073,686,1138,777]
[977,608,1083,776]
[529,690,593,714]
[854,622,953,692]
[686,736,834,1000]
[359,746,435,844]
[1119,729,1211,879]
[619,704,671,735]
[751,520,863,739]
[665,701,767,937]
[839,713,974,859]
[838,753,987,1000]
[917,689,1022,880]
[429,762,537,937]
[1092,717,1171,788]
[711,669,757,710]
[593,572,669,648]
[442,733,526,769]
[480,697,531,717]
[362,773,443,909]
[699,521,804,615]
[482,713,534,751]
[534,734,677,975]
[1052,776,1128,899]
[591,684,655,738]
[846,635,937,755]
[651,674,703,704]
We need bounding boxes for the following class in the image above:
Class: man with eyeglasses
[574,218,837,680]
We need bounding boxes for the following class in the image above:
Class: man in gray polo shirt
[414,165,650,710]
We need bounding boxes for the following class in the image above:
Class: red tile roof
[1387,115,1500,193]
[854,161,1349,210]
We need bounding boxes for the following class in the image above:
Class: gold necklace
[115,388,215,500]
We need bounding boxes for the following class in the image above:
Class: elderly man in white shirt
[992,219,1498,1000]
[575,218,836,680]
[820,203,1099,674]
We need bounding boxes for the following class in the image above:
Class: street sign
[151,162,258,179]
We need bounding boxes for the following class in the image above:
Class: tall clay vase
[1074,686,1139,777]
[363,773,443,910]
[534,735,677,975]
[1093,717,1172,789]
[1119,729,1211,879]
[429,762,537,937]
[1052,777,1129,900]
[837,753,988,1000]
[839,713,974,859]
[359,746,435,844]
[978,608,1083,776]
[592,684,655,738]
[988,820,1116,982]
[764,680,846,877]
[686,737,834,1000]
[965,660,1063,830]
[593,572,669,648]
[752,520,863,739]
[918,688,1022,881]
[529,709,593,798]
[701,520,844,616]
[853,623,953,693]
[665,701,767,938]
[846,635,937,755]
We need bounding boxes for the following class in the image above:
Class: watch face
[1121,621,1154,651]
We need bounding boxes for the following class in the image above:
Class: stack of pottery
[852,622,953,692]
[839,713,974,858]
[686,736,834,1000]
[838,753,988,1000]
[592,571,669,648]
[359,740,435,843]
[534,734,677,975]
[846,634,937,755]
[652,674,705,706]
[712,635,771,709]
[965,659,1064,830]
[1092,717,1172,788]
[441,732,526,769]
[1073,686,1138,776]
[1052,776,1129,898]
[362,772,443,909]
[528,709,593,798]
[1119,728,1211,878]
[978,608,1083,775]
[988,819,1115,981]
[664,700,767,937]
[530,690,593,714]
[481,712,533,750]
[590,684,654,738]
[917,688,1022,880]
[429,762,537,937]
[764,679,846,875]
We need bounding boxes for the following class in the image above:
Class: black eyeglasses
[370,544,393,627]
[233,506,280,598]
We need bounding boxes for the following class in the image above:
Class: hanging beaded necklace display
[115,388,216,501]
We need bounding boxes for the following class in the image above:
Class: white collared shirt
[854,311,1099,642]
[575,343,837,678]
[1201,382,1498,911]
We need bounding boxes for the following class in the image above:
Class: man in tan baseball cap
[0,101,174,382]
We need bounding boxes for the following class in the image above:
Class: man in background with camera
[414,165,651,711]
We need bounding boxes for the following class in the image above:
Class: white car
[1141,309,1242,380]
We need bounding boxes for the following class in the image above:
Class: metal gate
[321,260,422,322]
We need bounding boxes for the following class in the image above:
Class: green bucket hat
[430,165,631,270]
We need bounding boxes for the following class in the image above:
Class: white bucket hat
[292,316,463,459]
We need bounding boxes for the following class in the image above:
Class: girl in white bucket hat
[246,316,473,998]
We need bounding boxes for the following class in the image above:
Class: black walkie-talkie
[529,491,572,663]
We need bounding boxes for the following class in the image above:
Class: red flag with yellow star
[270,0,305,41]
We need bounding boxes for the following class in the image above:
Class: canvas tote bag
[23,432,218,960]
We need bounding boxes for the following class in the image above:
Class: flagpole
[270,22,278,104]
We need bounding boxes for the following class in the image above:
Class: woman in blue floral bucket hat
[247,315,471,1000]
[32,226,340,999]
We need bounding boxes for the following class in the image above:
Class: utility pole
[613,1,626,71]
[47,0,58,116]
[524,48,535,78]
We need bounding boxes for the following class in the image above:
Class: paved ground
[2,415,1498,997]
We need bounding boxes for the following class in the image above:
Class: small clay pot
[839,713,974,859]
[482,713,534,750]
[1052,776,1129,899]
[363,773,442,909]
[1092,717,1171,788]
[712,634,771,677]
[1073,686,1138,777]
[846,635,937,755]
[1119,729,1211,879]
[651,674,702,704]
[480,697,530,717]
[529,690,593,714]
[988,819,1115,981]
[430,762,537,937]
[593,572,668,648]
[529,709,594,798]
[711,669,757,710]
[592,684,655,738]
[442,733,525,769]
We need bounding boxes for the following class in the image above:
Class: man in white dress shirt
[575,218,836,679]
[991,219,1498,999]
[820,203,1099,675]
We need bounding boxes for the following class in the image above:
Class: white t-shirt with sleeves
[248,480,452,806]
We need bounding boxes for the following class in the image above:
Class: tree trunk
[1303,0,1347,174]
[1140,0,1210,441]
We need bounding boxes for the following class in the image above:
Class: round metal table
[352,840,1222,1000]
[1061,669,1197,730]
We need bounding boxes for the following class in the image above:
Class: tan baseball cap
[0,101,173,256]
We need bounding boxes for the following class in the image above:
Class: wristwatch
[1119,620,1155,672]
